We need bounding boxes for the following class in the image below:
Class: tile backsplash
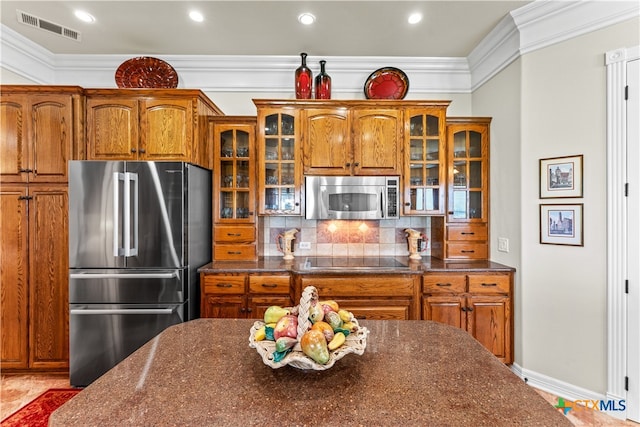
[259,216,431,258]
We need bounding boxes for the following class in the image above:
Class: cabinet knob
[404,202,411,206]
[461,307,468,312]
[139,148,146,154]
[345,162,351,167]
[247,308,252,313]
[240,307,246,313]
[467,306,474,312]
[131,148,137,153]
[295,202,300,206]
[448,211,454,215]
[354,162,360,167]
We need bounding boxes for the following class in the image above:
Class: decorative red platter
[364,67,409,99]
[115,56,178,88]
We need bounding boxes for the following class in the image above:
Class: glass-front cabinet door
[213,122,255,222]
[446,121,489,223]
[403,108,446,215]
[256,107,302,215]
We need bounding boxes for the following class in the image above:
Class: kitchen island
[50,318,569,426]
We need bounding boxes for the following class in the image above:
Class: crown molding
[2,1,639,92]
[468,0,640,90]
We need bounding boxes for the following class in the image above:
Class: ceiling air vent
[16,9,81,42]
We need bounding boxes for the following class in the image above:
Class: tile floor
[1,374,638,425]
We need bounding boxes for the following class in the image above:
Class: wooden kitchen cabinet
[200,273,293,319]
[302,107,402,176]
[403,107,448,215]
[85,89,222,169]
[0,86,82,372]
[1,86,84,183]
[0,184,69,370]
[444,118,491,259]
[210,117,257,260]
[422,271,512,363]
[254,102,303,215]
[296,274,420,320]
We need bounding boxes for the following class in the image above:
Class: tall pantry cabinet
[0,86,84,370]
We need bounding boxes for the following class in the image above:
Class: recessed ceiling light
[189,10,204,22]
[408,13,422,25]
[74,10,95,23]
[298,13,316,25]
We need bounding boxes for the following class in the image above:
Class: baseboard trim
[510,363,627,420]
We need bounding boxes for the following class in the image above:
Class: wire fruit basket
[249,286,369,370]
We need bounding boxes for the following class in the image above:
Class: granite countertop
[50,318,567,426]
[198,256,515,275]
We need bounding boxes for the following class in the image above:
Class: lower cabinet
[422,272,512,363]
[296,275,421,320]
[200,273,292,319]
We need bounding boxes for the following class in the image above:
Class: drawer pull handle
[228,251,242,254]
[461,232,475,235]
[481,283,497,287]
[227,233,241,236]
[436,283,452,287]
[216,283,233,288]
[356,315,367,320]
[261,283,278,288]
[461,250,475,253]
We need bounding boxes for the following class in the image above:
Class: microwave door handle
[380,189,386,218]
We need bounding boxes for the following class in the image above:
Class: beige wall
[472,58,523,364]
[475,18,639,393]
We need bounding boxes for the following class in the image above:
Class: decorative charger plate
[115,56,178,88]
[364,67,409,100]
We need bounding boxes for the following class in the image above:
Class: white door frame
[606,45,640,422]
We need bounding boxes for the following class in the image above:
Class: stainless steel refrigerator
[68,161,211,386]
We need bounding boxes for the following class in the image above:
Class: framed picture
[539,155,583,198]
[540,204,583,246]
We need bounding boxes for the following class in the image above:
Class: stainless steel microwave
[305,176,399,220]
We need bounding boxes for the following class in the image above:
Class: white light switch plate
[498,237,509,253]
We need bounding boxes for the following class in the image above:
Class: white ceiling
[0,1,532,57]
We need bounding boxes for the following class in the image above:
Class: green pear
[264,306,290,324]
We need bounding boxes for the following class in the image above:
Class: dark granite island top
[50,319,568,426]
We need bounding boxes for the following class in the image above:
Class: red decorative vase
[295,53,313,99]
[315,60,331,99]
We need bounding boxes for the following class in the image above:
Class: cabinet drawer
[447,224,488,241]
[248,275,291,294]
[422,274,466,293]
[300,276,415,297]
[446,243,488,259]
[202,275,246,294]
[214,226,256,243]
[468,274,510,294]
[214,244,256,261]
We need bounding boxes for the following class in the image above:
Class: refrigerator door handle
[113,172,122,257]
[69,272,179,279]
[70,308,176,315]
[123,172,139,257]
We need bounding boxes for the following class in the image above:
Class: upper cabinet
[255,103,303,215]
[403,107,447,215]
[85,89,222,169]
[302,106,402,176]
[1,86,84,183]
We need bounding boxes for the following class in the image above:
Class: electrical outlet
[497,237,509,253]
[298,242,311,250]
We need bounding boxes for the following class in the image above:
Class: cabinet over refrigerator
[68,161,211,386]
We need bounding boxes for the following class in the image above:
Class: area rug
[1,388,81,427]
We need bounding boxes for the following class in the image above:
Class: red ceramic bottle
[295,53,313,99]
[315,60,331,99]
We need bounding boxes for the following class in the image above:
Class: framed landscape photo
[540,204,583,246]
[539,155,583,198]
